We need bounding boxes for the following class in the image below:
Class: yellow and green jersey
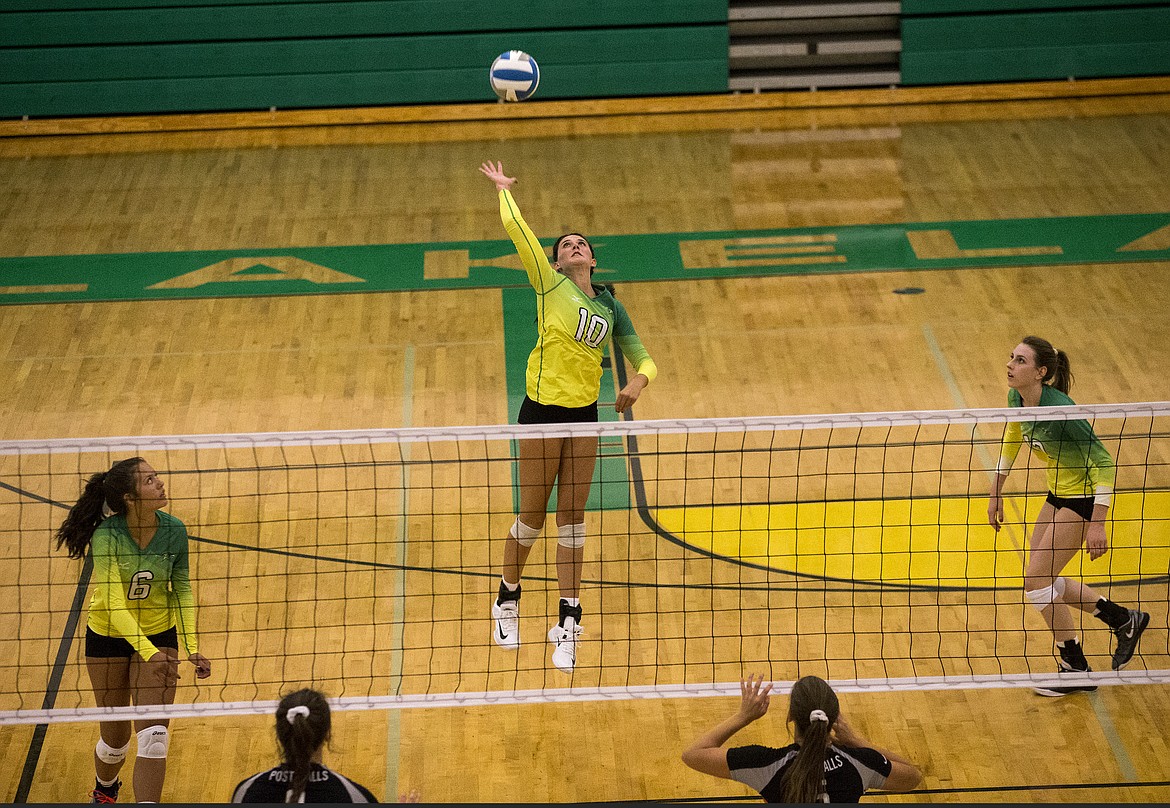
[499,189,657,408]
[997,385,1116,503]
[87,511,199,660]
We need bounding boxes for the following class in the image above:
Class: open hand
[737,674,772,723]
[479,161,516,191]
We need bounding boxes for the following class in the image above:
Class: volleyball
[489,50,540,102]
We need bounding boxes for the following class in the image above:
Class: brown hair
[54,457,145,559]
[1021,335,1073,394]
[275,688,332,803]
[780,675,840,803]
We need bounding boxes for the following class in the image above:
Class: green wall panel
[903,0,1152,12]
[0,1,727,116]
[902,6,1170,84]
[3,26,726,83]
[0,26,728,116]
[0,1,726,46]
[0,61,728,116]
[904,42,1170,84]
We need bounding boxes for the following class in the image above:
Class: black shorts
[517,395,598,425]
[1046,492,1095,522]
[85,626,178,659]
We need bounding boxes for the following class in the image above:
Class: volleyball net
[1,402,1168,725]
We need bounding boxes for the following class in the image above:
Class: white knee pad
[1025,586,1055,608]
[95,737,130,765]
[509,518,541,547]
[136,725,169,760]
[1025,577,1065,610]
[557,522,586,549]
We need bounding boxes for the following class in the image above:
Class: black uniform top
[231,763,377,803]
[728,742,891,803]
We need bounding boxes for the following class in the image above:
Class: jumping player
[479,160,657,674]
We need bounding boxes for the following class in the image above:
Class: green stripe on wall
[902,6,1170,84]
[0,1,727,46]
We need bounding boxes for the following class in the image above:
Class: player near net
[479,160,657,673]
[988,336,1149,696]
[681,674,921,802]
[55,457,211,803]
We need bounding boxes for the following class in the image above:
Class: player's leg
[129,645,179,803]
[493,435,561,648]
[85,649,133,803]
[508,434,562,581]
[1060,577,1147,657]
[1025,503,1095,695]
[1052,498,1150,670]
[548,434,597,673]
[1024,504,1084,638]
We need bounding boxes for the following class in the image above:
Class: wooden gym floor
[2,79,1170,802]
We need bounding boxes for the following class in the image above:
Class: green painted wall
[902,3,1170,84]
[0,1,728,117]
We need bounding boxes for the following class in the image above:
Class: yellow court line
[652,491,1170,588]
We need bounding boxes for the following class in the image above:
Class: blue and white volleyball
[489,50,540,102]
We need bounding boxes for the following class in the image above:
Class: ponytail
[1049,348,1073,395]
[275,689,331,803]
[1021,335,1073,395]
[780,676,840,803]
[54,458,143,559]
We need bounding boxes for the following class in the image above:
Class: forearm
[838,727,915,769]
[989,472,1007,497]
[873,744,916,768]
[686,712,752,754]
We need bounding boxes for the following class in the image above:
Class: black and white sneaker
[1034,663,1098,697]
[1112,609,1150,670]
[491,599,520,649]
[548,617,582,673]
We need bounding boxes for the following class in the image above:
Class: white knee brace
[557,522,586,549]
[510,518,541,548]
[1025,576,1067,609]
[95,737,130,765]
[137,725,169,760]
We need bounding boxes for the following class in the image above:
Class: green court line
[2,212,1167,305]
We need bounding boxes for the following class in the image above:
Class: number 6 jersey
[87,511,199,660]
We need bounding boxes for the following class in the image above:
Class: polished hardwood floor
[1,80,1169,803]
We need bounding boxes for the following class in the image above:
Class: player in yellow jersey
[480,160,658,674]
[988,337,1149,696]
[56,457,211,802]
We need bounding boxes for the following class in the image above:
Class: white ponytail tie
[809,709,829,723]
[286,705,311,724]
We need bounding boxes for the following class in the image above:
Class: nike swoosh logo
[498,626,508,640]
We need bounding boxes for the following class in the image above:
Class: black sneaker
[1112,609,1150,670]
[89,780,120,804]
[1034,663,1098,697]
